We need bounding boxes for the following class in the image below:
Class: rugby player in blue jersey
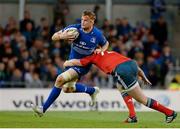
[32,11,137,122]
[31,11,109,117]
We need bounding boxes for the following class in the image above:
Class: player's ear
[91,19,95,24]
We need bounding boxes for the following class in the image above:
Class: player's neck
[83,26,93,33]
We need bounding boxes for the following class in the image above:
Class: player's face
[81,15,94,31]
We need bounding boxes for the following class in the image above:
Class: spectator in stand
[23,61,43,88]
[11,68,24,88]
[112,39,128,56]
[156,45,175,88]
[146,56,159,87]
[134,21,149,42]
[101,19,111,38]
[149,0,166,22]
[116,18,133,42]
[93,5,100,26]
[115,18,121,38]
[20,49,31,62]
[29,38,44,62]
[54,56,64,75]
[2,37,17,63]
[11,30,27,58]
[4,16,18,36]
[50,18,65,37]
[143,34,161,59]
[51,41,63,58]
[38,58,53,82]
[126,34,143,51]
[36,17,51,44]
[5,59,16,86]
[20,10,35,32]
[151,16,168,47]
[0,63,6,86]
[46,61,58,83]
[0,34,5,60]
[22,21,37,48]
[111,38,120,52]
[128,35,143,59]
[53,0,69,26]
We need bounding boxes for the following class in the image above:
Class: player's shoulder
[93,26,102,33]
[92,26,103,36]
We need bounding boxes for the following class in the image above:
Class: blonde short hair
[82,10,96,21]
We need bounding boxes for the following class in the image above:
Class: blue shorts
[64,64,92,78]
[112,60,138,90]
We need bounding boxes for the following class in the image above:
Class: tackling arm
[64,59,83,68]
[138,67,152,86]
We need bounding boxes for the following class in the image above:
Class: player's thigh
[55,68,79,87]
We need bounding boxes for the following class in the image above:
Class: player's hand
[142,77,152,86]
[63,61,69,68]
[67,38,76,42]
[94,48,104,55]
[94,48,101,54]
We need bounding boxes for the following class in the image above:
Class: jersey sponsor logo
[73,46,94,55]
[79,41,86,45]
[73,43,90,50]
[90,37,96,43]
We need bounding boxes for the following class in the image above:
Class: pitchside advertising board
[0,89,180,111]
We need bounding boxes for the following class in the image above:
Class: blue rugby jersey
[63,24,107,59]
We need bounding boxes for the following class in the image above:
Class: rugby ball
[65,27,79,39]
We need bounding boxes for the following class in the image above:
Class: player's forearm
[64,59,82,67]
[138,66,152,85]
[101,41,109,52]
[52,30,72,41]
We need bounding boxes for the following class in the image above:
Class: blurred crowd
[0,0,179,89]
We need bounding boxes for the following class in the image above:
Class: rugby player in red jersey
[64,51,177,123]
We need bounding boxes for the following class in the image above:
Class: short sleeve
[98,33,107,46]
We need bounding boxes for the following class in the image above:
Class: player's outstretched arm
[52,30,76,41]
[64,59,82,68]
[138,67,152,86]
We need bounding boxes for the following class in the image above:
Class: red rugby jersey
[80,51,131,74]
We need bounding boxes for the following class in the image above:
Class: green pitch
[0,111,179,128]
